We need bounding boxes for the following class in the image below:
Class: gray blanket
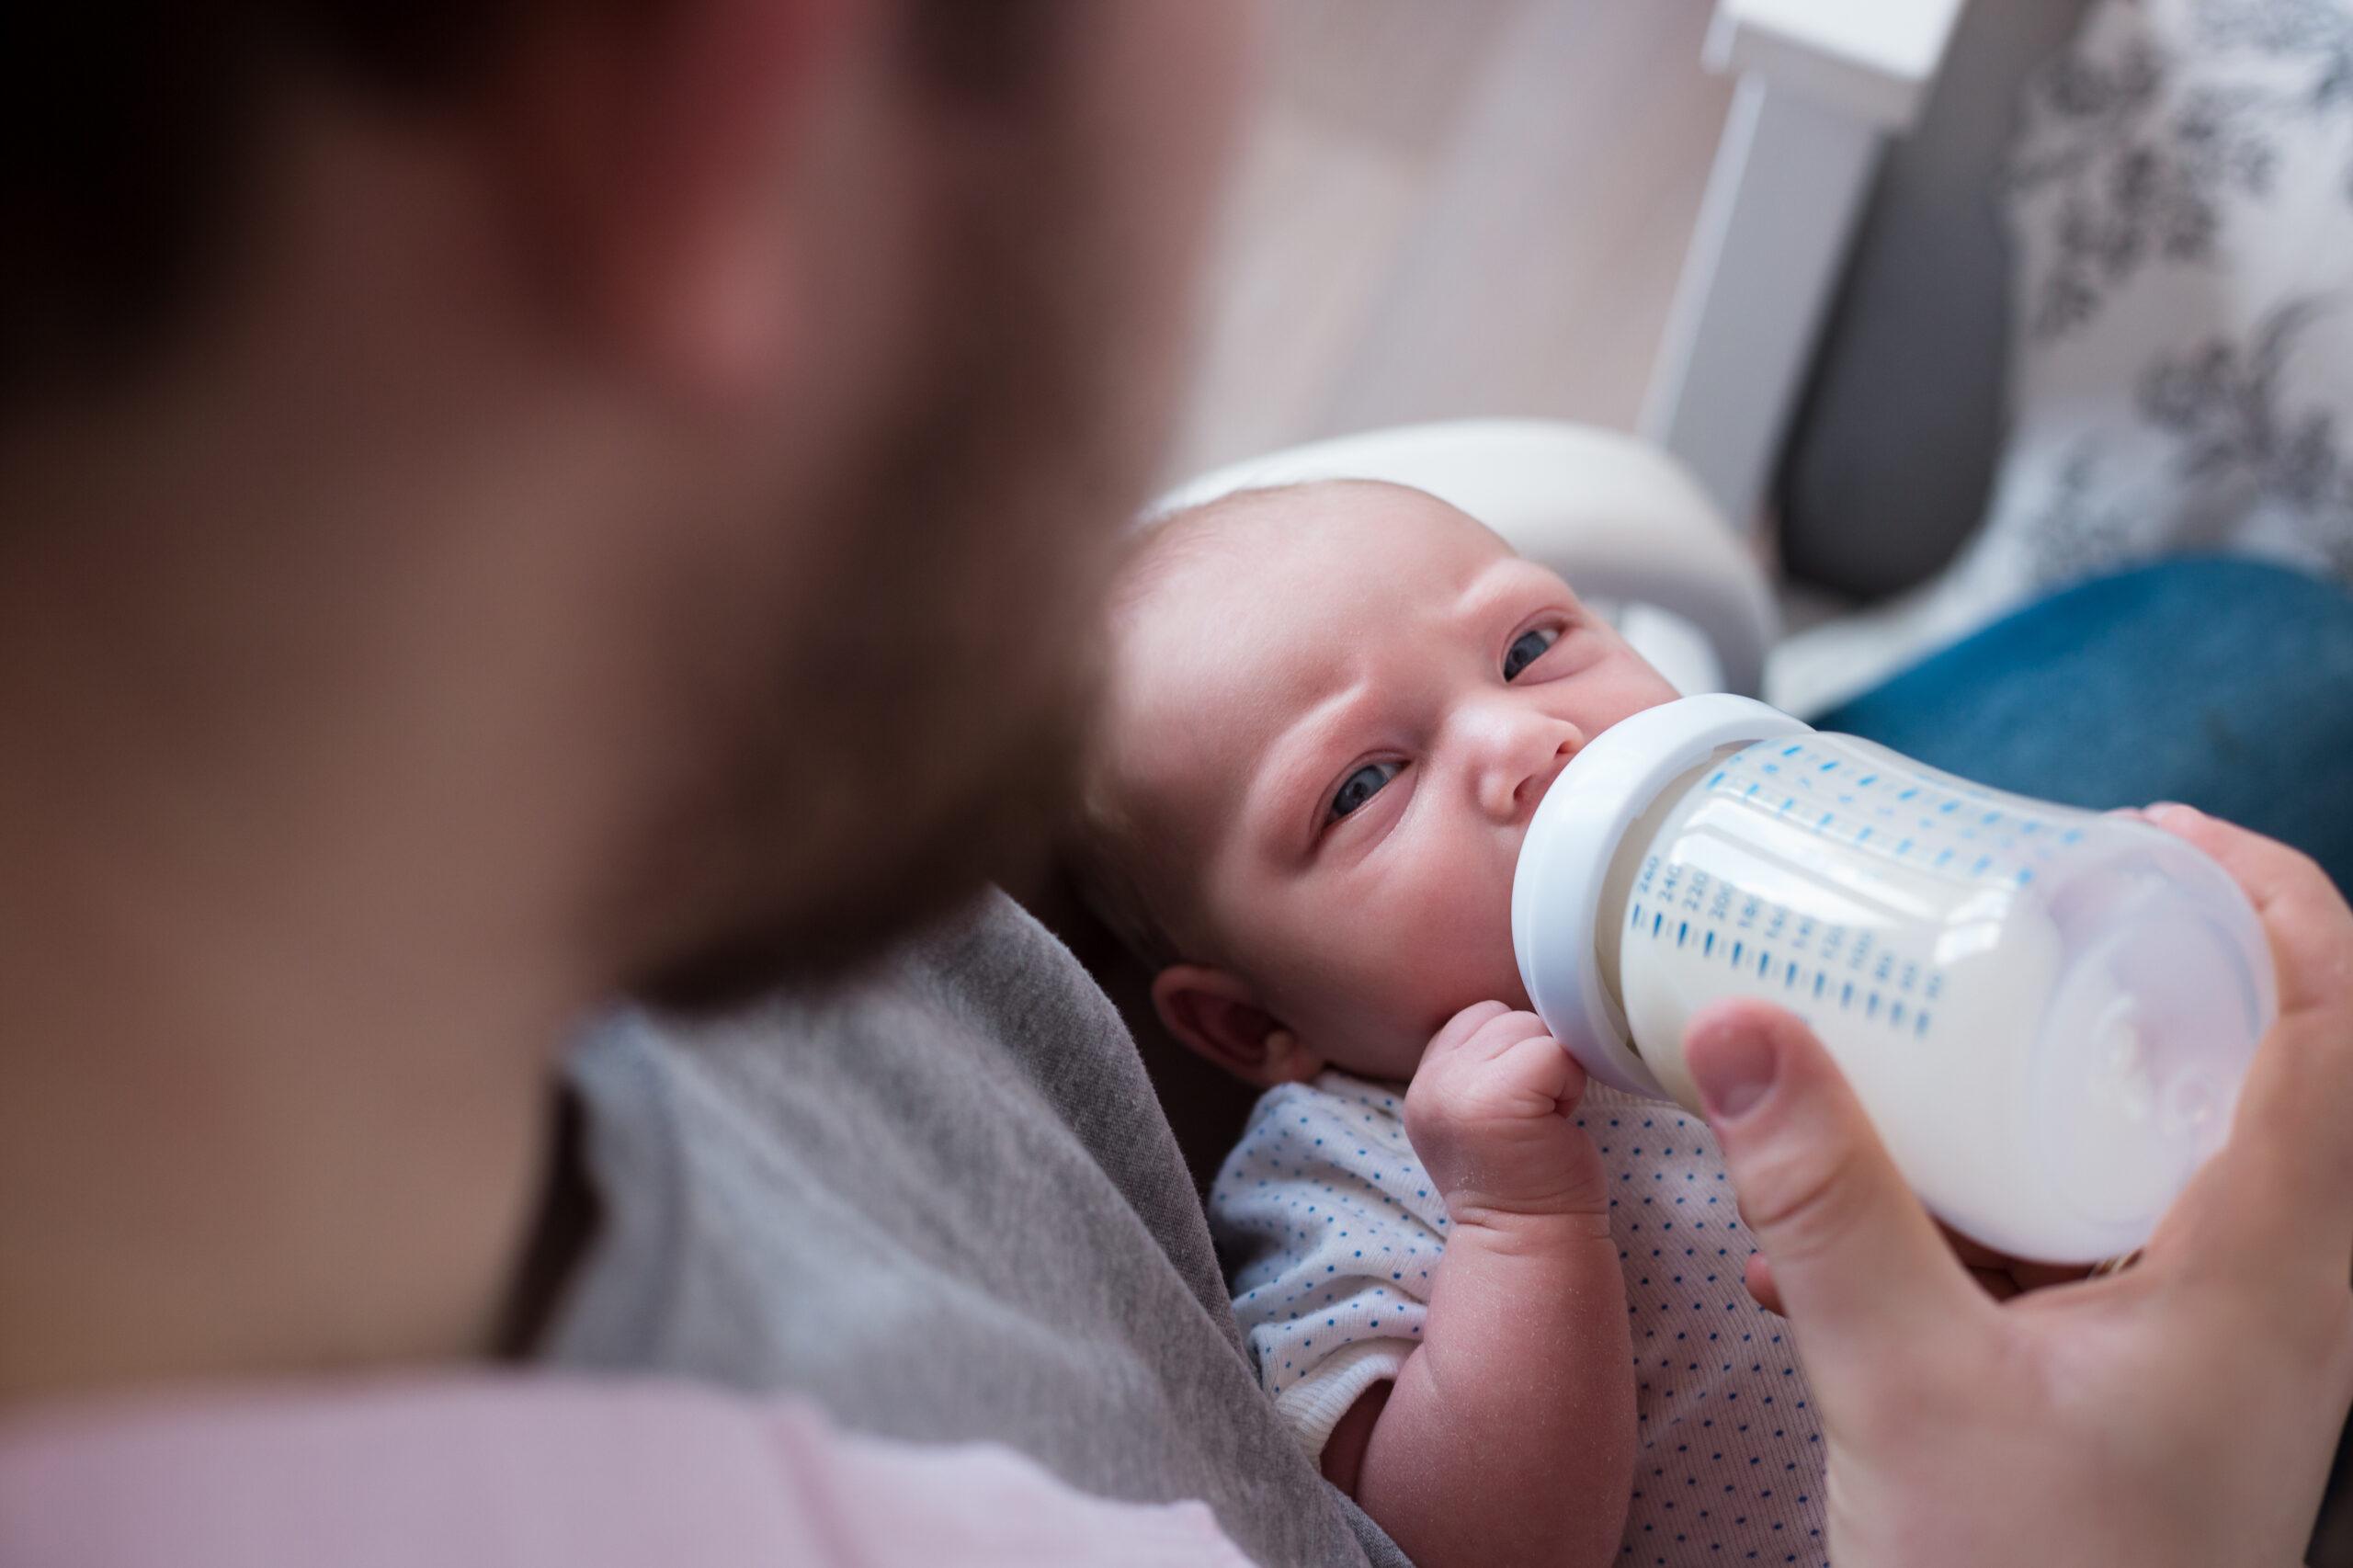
[545,889,1405,1568]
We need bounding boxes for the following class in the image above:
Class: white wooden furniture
[1643,0,1970,532]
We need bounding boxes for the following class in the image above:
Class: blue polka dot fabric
[1210,1072,1825,1567]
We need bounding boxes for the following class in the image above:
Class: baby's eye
[1503,626,1559,681]
[1328,759,1404,822]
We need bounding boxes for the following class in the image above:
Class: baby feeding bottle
[1511,694,2277,1263]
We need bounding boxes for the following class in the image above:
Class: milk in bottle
[1511,696,2277,1263]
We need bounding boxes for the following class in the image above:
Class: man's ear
[499,0,843,401]
[1151,965,1324,1089]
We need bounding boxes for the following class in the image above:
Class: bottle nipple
[2088,999,2154,1123]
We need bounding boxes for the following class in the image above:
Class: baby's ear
[1151,965,1324,1089]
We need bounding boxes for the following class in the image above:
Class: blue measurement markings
[1629,873,1939,1040]
[1707,737,2076,890]
[1622,739,2075,1043]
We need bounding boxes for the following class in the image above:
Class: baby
[1075,481,1824,1568]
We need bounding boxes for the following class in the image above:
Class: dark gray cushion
[1775,0,2098,598]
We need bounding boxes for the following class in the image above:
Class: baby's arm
[1329,1003,1633,1568]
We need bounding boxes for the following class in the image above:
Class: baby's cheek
[1600,654,1684,724]
[1398,882,1526,1029]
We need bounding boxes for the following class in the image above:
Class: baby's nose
[1476,722,1583,823]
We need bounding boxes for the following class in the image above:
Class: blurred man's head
[0,0,1245,1002]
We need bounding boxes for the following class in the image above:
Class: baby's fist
[1404,1002,1609,1226]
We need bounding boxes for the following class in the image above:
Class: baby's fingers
[1461,1007,1554,1062]
[1424,1003,1552,1072]
[1492,1029,1588,1114]
[1424,1000,1515,1063]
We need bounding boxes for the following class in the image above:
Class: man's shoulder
[574,889,1133,1095]
[551,895,1404,1568]
[889,888,1140,1064]
[556,885,1204,1357]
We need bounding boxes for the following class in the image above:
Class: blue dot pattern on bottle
[1209,1072,1825,1568]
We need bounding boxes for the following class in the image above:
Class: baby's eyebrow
[1244,681,1370,859]
[1451,555,1564,626]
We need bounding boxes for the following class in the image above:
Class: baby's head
[1076,479,1679,1088]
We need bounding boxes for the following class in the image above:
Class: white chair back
[1154,418,1779,696]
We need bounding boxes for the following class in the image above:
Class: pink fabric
[0,1374,1258,1568]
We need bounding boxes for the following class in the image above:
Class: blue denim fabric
[1820,557,2353,892]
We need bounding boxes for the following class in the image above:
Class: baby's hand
[1404,1001,1609,1229]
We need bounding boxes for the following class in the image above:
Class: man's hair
[3,4,501,414]
[0,1,1062,415]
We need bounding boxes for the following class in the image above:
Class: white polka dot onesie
[1209,1070,1826,1567]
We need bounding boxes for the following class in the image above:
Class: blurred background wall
[1166,0,1733,484]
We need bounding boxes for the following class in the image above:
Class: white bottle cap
[1512,694,1812,1098]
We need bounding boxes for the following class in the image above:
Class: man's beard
[615,114,1146,1012]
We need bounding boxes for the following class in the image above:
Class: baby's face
[1108,483,1679,1082]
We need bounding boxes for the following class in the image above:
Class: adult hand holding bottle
[1687,804,2353,1568]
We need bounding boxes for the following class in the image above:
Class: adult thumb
[1685,1000,1978,1376]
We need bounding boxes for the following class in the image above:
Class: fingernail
[2144,801,2201,824]
[1688,1018,1779,1121]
